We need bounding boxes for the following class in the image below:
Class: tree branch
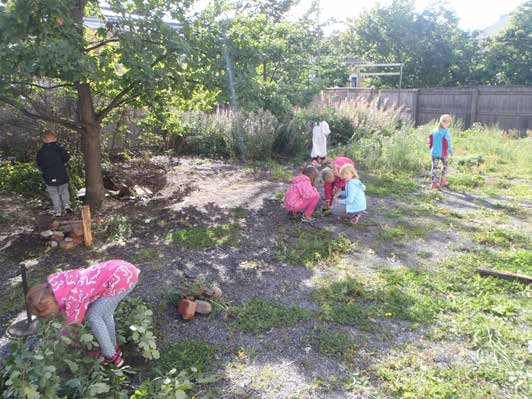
[84,39,120,52]
[0,96,82,131]
[6,81,75,90]
[95,51,174,121]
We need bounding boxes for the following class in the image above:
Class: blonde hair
[26,283,56,317]
[340,163,358,179]
[322,167,334,181]
[42,131,58,143]
[438,114,452,129]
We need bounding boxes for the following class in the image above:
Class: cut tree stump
[81,206,93,246]
[476,268,532,285]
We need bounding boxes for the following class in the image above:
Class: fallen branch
[476,268,532,285]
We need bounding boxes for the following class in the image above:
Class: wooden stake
[81,205,93,246]
[477,268,531,285]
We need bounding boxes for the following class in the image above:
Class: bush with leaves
[0,162,44,193]
[1,299,162,398]
[115,298,160,360]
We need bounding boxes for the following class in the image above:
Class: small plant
[105,215,133,242]
[277,228,352,267]
[364,173,418,197]
[231,299,312,333]
[474,228,530,249]
[167,223,239,250]
[447,173,485,190]
[0,213,14,223]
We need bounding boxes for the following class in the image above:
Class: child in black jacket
[36,131,72,216]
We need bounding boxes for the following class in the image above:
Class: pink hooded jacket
[48,259,139,325]
[324,157,355,205]
[284,174,319,212]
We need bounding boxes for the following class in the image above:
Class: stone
[178,299,196,320]
[64,237,73,243]
[40,230,54,239]
[194,300,213,315]
[47,240,58,248]
[203,287,223,299]
[60,241,76,250]
[51,231,65,242]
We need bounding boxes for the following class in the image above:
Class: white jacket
[311,120,330,158]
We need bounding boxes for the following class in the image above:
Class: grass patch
[230,299,312,333]
[474,227,530,249]
[0,213,14,223]
[158,339,216,374]
[167,222,239,249]
[417,250,432,259]
[378,221,427,242]
[473,249,531,275]
[365,173,418,197]
[277,228,352,267]
[447,173,485,191]
[268,161,293,181]
[310,330,357,362]
[377,355,502,399]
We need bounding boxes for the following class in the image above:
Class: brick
[60,241,76,250]
[178,299,196,320]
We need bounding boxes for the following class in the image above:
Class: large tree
[0,0,198,209]
[482,1,532,85]
[340,0,482,88]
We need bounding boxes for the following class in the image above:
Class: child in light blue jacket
[331,163,366,224]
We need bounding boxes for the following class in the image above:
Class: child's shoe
[64,206,73,215]
[301,215,315,223]
[103,349,124,368]
[439,178,449,187]
[349,213,361,224]
[431,182,439,189]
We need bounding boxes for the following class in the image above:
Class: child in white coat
[311,120,330,166]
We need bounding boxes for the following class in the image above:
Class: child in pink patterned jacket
[27,259,140,367]
[284,165,320,222]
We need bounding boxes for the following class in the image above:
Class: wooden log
[476,268,532,285]
[81,206,93,246]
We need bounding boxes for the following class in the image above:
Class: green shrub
[0,162,44,193]
[231,109,278,161]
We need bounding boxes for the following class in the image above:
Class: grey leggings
[86,283,136,358]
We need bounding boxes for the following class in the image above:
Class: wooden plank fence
[321,86,532,133]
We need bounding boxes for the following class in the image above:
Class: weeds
[230,299,312,333]
[277,228,352,267]
[158,340,216,374]
[167,223,239,250]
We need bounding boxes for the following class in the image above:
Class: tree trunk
[77,83,105,210]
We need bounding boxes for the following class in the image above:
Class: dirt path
[0,156,529,398]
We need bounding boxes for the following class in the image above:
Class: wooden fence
[321,86,532,133]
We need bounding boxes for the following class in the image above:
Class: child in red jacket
[284,165,320,222]
[322,157,355,208]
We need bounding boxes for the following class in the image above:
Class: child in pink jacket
[27,259,140,367]
[284,165,320,222]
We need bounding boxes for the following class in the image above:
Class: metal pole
[20,264,32,325]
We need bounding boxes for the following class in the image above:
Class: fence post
[411,89,419,126]
[469,89,479,128]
